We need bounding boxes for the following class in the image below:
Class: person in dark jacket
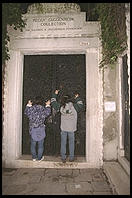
[51,90,83,163]
[24,96,51,162]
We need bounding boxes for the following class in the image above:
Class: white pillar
[86,48,103,166]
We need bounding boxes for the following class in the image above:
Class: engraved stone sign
[24,14,84,33]
[9,3,100,39]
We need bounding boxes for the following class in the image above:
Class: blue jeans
[31,138,44,160]
[61,131,75,160]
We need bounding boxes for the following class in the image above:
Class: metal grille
[22,55,86,156]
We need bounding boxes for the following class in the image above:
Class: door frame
[3,40,103,168]
[117,53,130,175]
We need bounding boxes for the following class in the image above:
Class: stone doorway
[22,54,86,157]
[3,47,103,168]
[2,4,103,168]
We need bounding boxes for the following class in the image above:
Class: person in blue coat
[51,90,83,163]
[24,96,51,162]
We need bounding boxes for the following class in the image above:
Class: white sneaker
[38,156,44,162]
[32,159,37,162]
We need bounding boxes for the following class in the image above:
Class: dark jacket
[51,93,83,113]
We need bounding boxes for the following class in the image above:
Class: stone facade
[2,3,130,170]
[102,3,130,167]
[103,65,118,160]
[2,3,103,168]
[27,3,81,14]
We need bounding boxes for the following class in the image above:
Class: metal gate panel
[22,55,86,156]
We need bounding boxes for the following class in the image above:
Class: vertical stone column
[86,48,103,166]
[2,61,9,167]
[2,50,23,167]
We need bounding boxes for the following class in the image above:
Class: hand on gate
[74,93,79,99]
[55,90,59,95]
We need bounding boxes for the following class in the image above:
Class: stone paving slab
[57,168,73,176]
[103,161,130,195]
[35,182,66,194]
[2,184,28,195]
[80,168,103,174]
[2,168,114,195]
[45,168,58,176]
[15,168,45,176]
[91,172,106,181]
[72,169,80,177]
[41,174,74,184]
[2,168,18,176]
[93,191,114,195]
[91,181,112,192]
[74,171,92,182]
[66,182,93,194]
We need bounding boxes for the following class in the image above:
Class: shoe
[61,158,66,163]
[69,159,74,162]
[38,156,44,162]
[32,159,37,162]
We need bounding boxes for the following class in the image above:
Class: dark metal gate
[22,54,86,157]
[122,54,130,161]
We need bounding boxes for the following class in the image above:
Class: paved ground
[2,167,115,195]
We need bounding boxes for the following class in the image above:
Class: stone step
[6,155,102,169]
[103,161,130,195]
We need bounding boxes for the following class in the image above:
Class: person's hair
[60,94,73,108]
[73,90,80,96]
[34,96,43,105]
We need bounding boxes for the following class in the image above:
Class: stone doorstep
[103,162,130,195]
[6,159,102,169]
